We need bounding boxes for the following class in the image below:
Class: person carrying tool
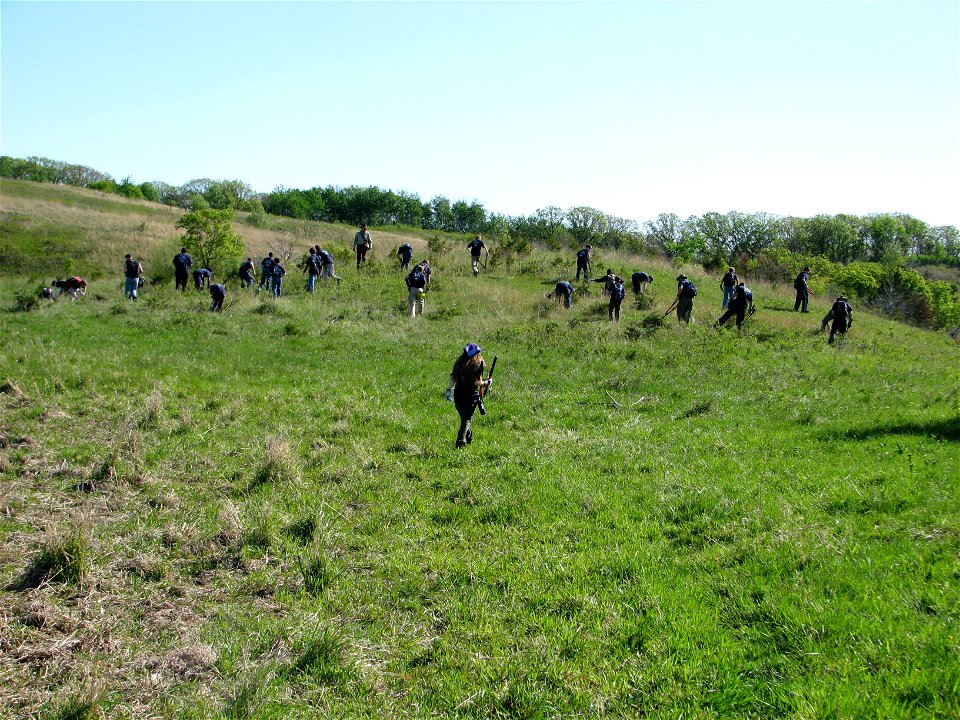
[445,343,494,449]
[666,274,697,324]
[467,235,487,276]
[716,282,753,329]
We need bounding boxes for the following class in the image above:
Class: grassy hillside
[1,183,959,719]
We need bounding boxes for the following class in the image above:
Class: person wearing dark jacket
[271,260,286,297]
[124,253,143,300]
[467,235,487,276]
[193,268,212,291]
[631,272,654,295]
[445,343,493,449]
[239,257,256,289]
[173,248,193,291]
[674,274,696,324]
[575,245,592,281]
[258,252,275,293]
[794,266,811,312]
[608,277,626,321]
[397,243,414,271]
[822,296,853,344]
[548,280,575,308]
[304,248,322,293]
[720,267,739,308]
[209,283,226,312]
[716,282,754,329]
[593,268,621,297]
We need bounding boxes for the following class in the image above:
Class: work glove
[484,378,494,388]
[445,388,453,402]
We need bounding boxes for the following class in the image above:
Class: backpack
[794,273,806,289]
[832,300,850,318]
[680,280,697,298]
[611,283,626,301]
[174,253,189,270]
[577,248,589,260]
[125,258,140,277]
[407,268,426,289]
[722,271,736,288]
[742,287,753,302]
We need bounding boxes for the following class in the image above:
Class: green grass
[1,195,959,717]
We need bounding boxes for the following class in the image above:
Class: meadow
[1,181,958,719]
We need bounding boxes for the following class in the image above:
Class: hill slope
[1,181,959,719]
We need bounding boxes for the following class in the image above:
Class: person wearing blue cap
[445,343,493,448]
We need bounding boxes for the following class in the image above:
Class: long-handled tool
[662,301,678,319]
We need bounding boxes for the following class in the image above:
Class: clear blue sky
[2,1,958,227]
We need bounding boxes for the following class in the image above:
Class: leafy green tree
[175,208,244,274]
[643,213,703,263]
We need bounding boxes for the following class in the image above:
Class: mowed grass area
[2,241,959,719]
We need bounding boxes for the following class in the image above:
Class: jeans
[210,297,224,312]
[471,256,481,275]
[272,280,282,298]
[559,291,571,308]
[125,277,139,300]
[322,265,340,284]
[258,274,271,292]
[307,273,317,293]
[722,286,735,308]
[240,275,253,289]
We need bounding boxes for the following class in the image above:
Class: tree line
[3,154,958,268]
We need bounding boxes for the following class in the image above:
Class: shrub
[831,262,885,299]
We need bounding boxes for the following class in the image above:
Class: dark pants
[609,297,622,321]
[356,246,368,269]
[677,297,693,323]
[400,257,411,271]
[717,307,746,329]
[210,297,224,312]
[240,275,253,289]
[558,290,571,308]
[576,262,589,281]
[829,316,850,344]
[175,270,188,291]
[455,394,479,447]
[794,288,809,312]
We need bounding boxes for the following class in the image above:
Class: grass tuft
[11,527,91,590]
[252,434,300,489]
[292,624,350,683]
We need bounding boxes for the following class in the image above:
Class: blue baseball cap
[464,343,482,358]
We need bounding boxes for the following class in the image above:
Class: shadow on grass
[824,416,960,442]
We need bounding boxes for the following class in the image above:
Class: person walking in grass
[193,267,212,291]
[405,261,429,317]
[209,283,226,312]
[631,271,654,295]
[258,252,275,293]
[608,276,626,321]
[397,243,413,271]
[173,247,192,291]
[271,259,286,297]
[467,234,487,276]
[124,253,143,301]
[720,267,739,308]
[575,244,592,281]
[304,247,322,293]
[354,223,372,269]
[822,295,853,344]
[674,274,697,324]
[794,266,811,312]
[239,257,256,289]
[445,343,493,449]
[548,280,575,308]
[716,282,754,329]
[317,246,342,285]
